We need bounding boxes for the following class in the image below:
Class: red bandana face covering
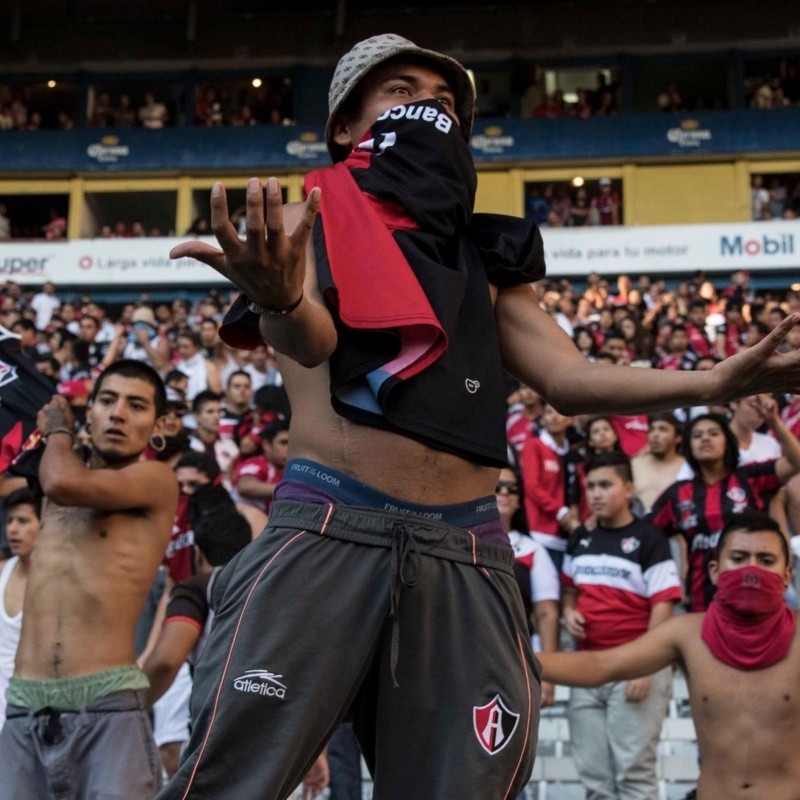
[701,565,795,670]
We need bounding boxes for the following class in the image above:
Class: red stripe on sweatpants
[320,503,334,535]
[181,530,308,799]
[502,632,533,800]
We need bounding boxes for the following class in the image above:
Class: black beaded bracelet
[246,292,304,316]
[43,427,74,444]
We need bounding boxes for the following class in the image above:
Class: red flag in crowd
[0,327,56,474]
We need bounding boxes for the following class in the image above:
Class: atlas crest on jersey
[621,536,641,554]
[0,358,18,390]
[726,486,747,505]
[473,694,520,755]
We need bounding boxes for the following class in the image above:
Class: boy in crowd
[562,452,681,800]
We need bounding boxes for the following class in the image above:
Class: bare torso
[632,452,686,510]
[15,497,171,679]
[681,614,800,800]
[276,204,501,505]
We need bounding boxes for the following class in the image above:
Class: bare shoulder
[673,613,708,657]
[133,458,178,485]
[112,459,178,501]
[119,457,175,476]
[653,612,701,650]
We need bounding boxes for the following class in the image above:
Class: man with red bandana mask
[539,509,800,800]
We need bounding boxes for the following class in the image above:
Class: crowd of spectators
[4,53,800,133]
[656,81,728,112]
[517,69,622,120]
[2,168,794,244]
[0,92,75,132]
[0,79,294,132]
[193,80,292,127]
[526,179,622,227]
[94,220,171,238]
[3,266,800,795]
[0,206,68,241]
[92,217,213,238]
[0,281,288,511]
[1,265,796,517]
[751,173,800,220]
[89,90,170,129]
[747,56,800,109]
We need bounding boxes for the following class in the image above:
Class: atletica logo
[232,669,287,700]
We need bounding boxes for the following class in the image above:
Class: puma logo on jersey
[465,379,480,394]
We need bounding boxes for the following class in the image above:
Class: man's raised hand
[169,177,321,310]
[712,313,800,401]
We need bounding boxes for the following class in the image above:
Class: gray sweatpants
[160,499,541,800]
[0,689,162,800]
[567,667,673,800]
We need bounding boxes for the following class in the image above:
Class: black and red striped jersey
[561,518,681,650]
[648,462,780,611]
[218,406,259,446]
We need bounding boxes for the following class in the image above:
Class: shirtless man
[161,34,800,800]
[632,412,689,511]
[0,359,178,800]
[539,509,800,800]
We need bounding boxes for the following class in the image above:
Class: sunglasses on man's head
[495,480,520,495]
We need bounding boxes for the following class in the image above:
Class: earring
[149,434,166,453]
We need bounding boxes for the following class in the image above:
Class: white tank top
[0,556,23,681]
[177,352,209,401]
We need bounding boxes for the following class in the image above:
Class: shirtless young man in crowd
[160,34,800,800]
[0,359,177,800]
[540,509,800,800]
[631,412,688,511]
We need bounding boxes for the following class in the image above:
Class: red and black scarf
[222,100,545,466]
[701,566,795,670]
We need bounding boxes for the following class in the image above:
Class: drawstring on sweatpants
[38,707,63,744]
[388,520,421,688]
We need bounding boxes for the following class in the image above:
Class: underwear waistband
[267,498,514,572]
[278,458,499,529]
[7,665,149,713]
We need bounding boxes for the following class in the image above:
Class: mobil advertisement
[0,222,797,285]
[541,220,798,276]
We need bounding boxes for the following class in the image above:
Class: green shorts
[6,665,150,712]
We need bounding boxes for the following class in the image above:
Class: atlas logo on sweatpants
[232,669,287,699]
[473,694,520,755]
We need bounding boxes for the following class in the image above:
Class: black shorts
[158,500,541,800]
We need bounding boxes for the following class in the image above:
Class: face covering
[701,565,795,670]
[343,98,478,238]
